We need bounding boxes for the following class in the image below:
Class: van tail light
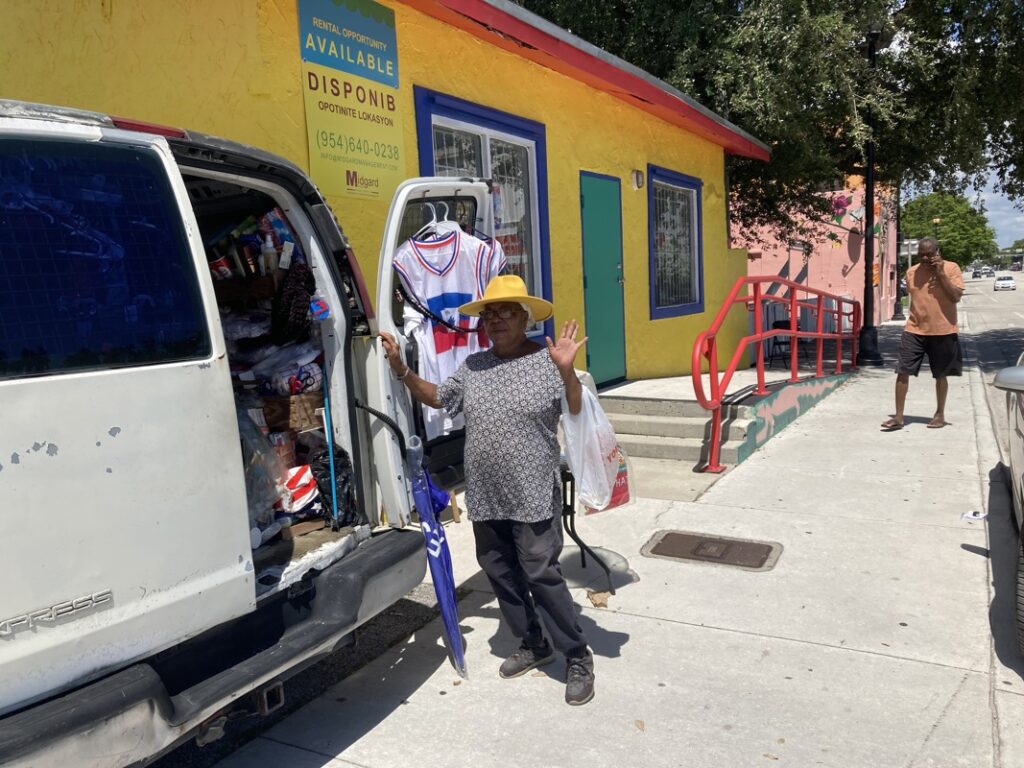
[110,116,187,139]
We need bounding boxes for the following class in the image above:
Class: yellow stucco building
[0,0,768,384]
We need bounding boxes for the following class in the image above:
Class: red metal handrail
[692,276,862,473]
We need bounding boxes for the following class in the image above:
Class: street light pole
[892,182,905,321]
[857,24,884,366]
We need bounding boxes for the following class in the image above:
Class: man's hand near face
[920,248,942,268]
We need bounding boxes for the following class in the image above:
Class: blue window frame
[647,164,704,319]
[414,86,552,337]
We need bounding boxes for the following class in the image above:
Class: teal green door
[580,173,626,384]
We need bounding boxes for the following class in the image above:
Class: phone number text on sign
[315,131,401,161]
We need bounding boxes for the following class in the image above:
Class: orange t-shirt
[905,261,963,336]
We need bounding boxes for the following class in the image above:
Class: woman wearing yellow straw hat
[379,274,596,706]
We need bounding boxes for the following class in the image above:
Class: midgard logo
[1,590,113,636]
[345,170,379,190]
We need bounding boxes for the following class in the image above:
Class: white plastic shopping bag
[561,387,621,510]
[585,445,634,515]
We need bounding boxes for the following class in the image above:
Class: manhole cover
[641,530,782,571]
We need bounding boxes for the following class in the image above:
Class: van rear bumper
[0,529,426,768]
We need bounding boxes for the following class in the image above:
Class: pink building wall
[740,187,898,326]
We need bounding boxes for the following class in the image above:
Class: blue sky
[970,173,1024,249]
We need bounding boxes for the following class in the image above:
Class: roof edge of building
[403,0,770,161]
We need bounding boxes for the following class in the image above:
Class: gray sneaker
[499,644,555,679]
[565,656,595,706]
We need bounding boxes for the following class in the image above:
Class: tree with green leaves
[516,0,1024,240]
[901,193,997,266]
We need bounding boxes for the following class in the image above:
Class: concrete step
[617,433,742,463]
[599,395,754,420]
[607,412,753,442]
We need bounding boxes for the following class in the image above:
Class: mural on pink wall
[738,184,898,326]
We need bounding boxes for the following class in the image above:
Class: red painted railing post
[704,335,725,473]
[815,295,825,377]
[788,290,799,383]
[753,283,768,395]
[834,306,843,374]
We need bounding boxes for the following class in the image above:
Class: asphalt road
[960,269,1024,459]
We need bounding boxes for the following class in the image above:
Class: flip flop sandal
[880,419,903,431]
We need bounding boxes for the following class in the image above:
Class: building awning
[400,0,771,162]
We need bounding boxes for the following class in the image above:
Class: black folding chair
[560,464,616,595]
[767,319,810,368]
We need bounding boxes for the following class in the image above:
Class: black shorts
[896,331,962,378]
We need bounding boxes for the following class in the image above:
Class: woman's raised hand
[545,320,588,373]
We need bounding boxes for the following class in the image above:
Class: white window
[430,118,542,305]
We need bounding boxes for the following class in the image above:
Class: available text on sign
[298,0,405,200]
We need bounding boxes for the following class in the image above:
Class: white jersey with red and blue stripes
[394,229,506,439]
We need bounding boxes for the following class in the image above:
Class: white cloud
[970,172,1024,248]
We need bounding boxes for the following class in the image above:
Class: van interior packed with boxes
[184,174,369,596]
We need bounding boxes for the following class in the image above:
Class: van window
[0,138,210,379]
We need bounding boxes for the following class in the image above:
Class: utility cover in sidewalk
[641,530,782,572]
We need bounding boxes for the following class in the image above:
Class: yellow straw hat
[459,275,554,322]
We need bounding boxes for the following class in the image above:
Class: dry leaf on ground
[634,720,645,732]
[587,589,611,608]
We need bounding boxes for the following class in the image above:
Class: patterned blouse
[437,347,564,523]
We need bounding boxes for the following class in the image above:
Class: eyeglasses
[480,307,521,322]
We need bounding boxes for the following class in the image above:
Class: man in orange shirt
[881,237,964,431]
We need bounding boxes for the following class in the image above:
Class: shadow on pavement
[560,545,639,593]
[966,326,1024,375]
[435,590,632,685]
[985,463,1024,680]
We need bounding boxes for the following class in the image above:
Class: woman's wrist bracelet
[394,366,410,381]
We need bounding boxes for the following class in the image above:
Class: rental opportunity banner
[298,0,404,199]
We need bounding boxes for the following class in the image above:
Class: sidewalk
[216,325,1024,768]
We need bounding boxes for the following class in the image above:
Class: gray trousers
[473,516,589,659]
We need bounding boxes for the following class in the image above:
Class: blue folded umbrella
[406,436,467,678]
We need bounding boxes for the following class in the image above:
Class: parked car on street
[995,275,1017,291]
[994,359,1024,655]
[0,100,490,767]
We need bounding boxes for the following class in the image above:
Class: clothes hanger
[411,202,438,241]
[434,200,463,236]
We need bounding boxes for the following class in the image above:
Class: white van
[0,100,491,766]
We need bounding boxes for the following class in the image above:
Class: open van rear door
[364,178,492,527]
